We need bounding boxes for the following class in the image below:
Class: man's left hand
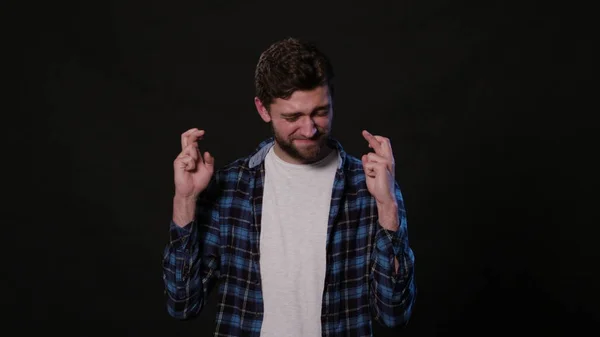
[361,130,399,231]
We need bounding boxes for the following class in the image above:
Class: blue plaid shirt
[162,137,416,336]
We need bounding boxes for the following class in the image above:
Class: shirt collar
[248,136,346,171]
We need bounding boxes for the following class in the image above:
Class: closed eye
[282,114,301,122]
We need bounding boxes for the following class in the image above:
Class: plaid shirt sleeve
[162,178,221,320]
[369,182,417,327]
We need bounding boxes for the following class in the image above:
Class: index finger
[363,130,393,159]
[181,128,205,150]
[362,130,382,152]
[373,135,393,158]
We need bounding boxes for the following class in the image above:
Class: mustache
[291,130,328,141]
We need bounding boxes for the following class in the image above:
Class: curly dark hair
[255,37,335,109]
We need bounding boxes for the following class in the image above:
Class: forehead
[270,85,331,113]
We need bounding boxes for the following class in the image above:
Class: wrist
[377,201,399,231]
[173,193,197,203]
[376,200,398,212]
[172,195,197,227]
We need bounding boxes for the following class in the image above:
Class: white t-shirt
[259,146,340,337]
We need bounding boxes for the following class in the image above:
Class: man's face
[259,85,333,164]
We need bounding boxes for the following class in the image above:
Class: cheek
[316,117,331,130]
[273,121,296,136]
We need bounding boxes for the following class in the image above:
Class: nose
[298,117,317,139]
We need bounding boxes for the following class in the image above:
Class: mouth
[293,138,319,145]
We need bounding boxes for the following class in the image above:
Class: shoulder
[199,156,251,206]
[342,153,367,183]
[213,156,251,185]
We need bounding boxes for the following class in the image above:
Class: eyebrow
[280,104,331,117]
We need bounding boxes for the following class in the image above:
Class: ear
[254,97,271,123]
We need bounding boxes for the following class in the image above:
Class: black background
[14,0,598,335]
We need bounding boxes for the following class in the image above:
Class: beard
[270,123,330,163]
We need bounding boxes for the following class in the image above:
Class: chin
[298,146,322,161]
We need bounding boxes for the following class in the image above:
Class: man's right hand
[173,128,215,200]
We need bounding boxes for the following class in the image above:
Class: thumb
[203,152,215,167]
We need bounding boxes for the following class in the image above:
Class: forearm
[377,202,400,273]
[369,186,416,327]
[369,224,416,327]
[163,221,206,319]
[164,184,222,319]
[172,195,197,227]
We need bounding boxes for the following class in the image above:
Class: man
[162,37,416,337]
